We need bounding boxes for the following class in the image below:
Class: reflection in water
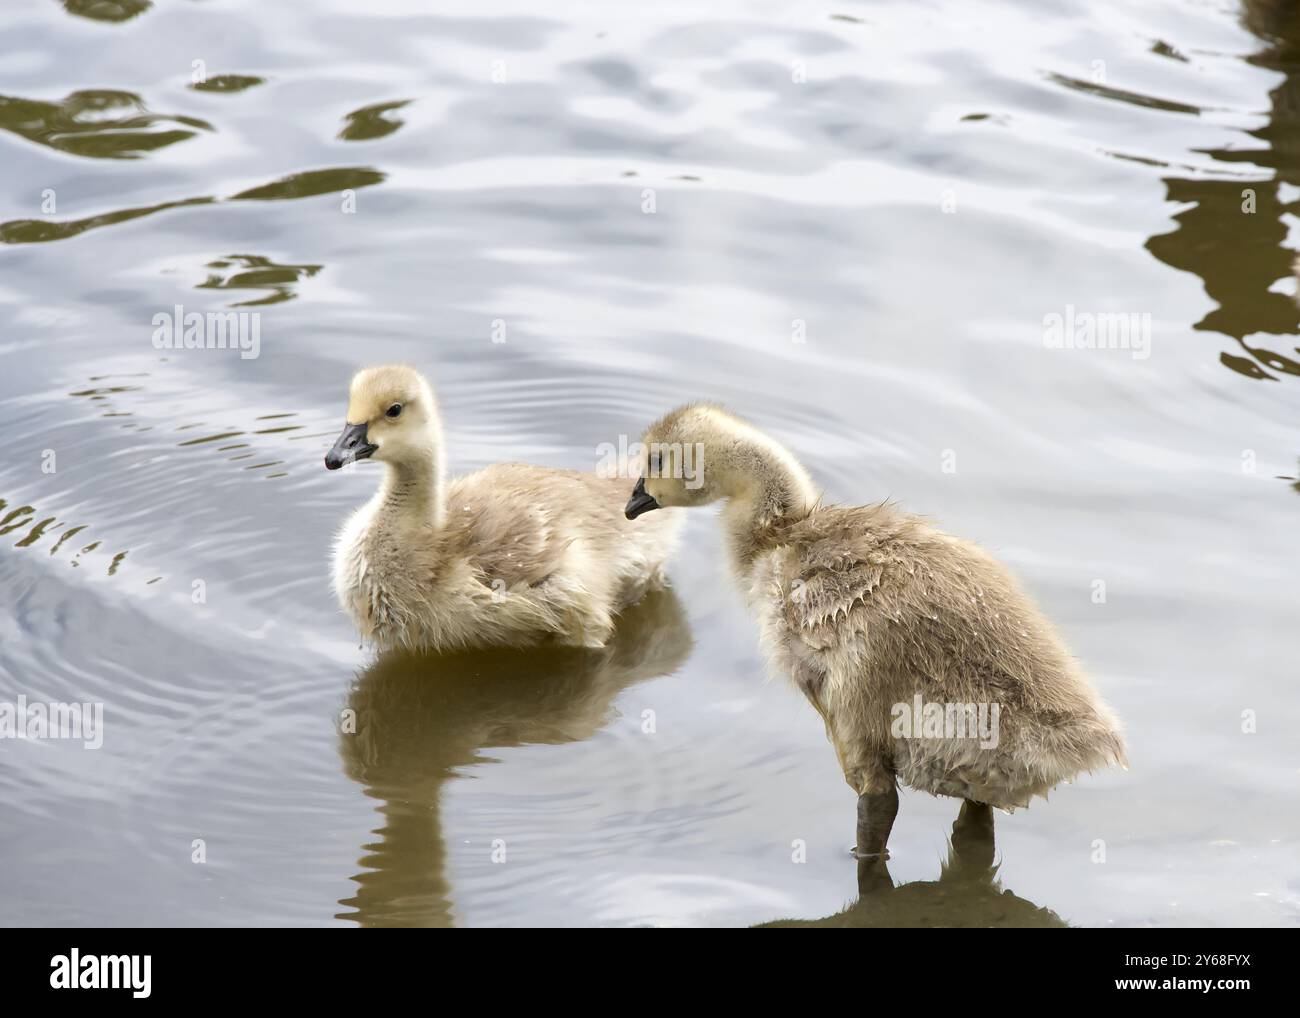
[0,168,384,245]
[0,495,123,574]
[198,254,322,306]
[228,167,386,203]
[0,197,214,245]
[61,0,151,24]
[71,372,309,475]
[339,100,411,141]
[0,376,149,573]
[189,75,265,95]
[1046,71,1206,115]
[758,803,1067,929]
[0,366,319,578]
[336,589,692,927]
[1145,0,1300,381]
[0,90,211,159]
[1,0,1291,931]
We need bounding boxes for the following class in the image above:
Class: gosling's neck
[720,443,818,571]
[375,438,446,531]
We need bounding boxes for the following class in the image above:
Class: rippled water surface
[1,0,1297,927]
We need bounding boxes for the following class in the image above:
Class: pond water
[0,0,1296,927]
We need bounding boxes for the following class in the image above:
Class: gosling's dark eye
[649,454,661,476]
[385,403,402,419]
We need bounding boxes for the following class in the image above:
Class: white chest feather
[331,499,391,639]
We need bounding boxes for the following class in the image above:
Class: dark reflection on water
[1145,0,1300,380]
[190,75,265,95]
[1047,71,1207,116]
[0,168,384,245]
[198,254,323,307]
[336,590,692,927]
[339,100,411,142]
[61,0,151,25]
[0,495,120,572]
[758,805,1067,929]
[0,196,214,245]
[228,167,385,203]
[1,373,154,571]
[0,90,210,160]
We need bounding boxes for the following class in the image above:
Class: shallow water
[0,0,1297,928]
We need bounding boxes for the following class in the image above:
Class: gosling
[624,404,1126,860]
[325,365,679,652]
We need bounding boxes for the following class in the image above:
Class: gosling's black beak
[624,476,660,520]
[325,421,378,470]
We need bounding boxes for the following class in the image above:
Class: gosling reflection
[758,802,1067,928]
[336,588,691,927]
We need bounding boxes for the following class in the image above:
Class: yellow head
[624,403,817,521]
[325,364,440,471]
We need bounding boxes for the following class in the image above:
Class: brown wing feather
[442,464,649,590]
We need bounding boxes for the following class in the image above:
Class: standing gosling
[624,404,1125,859]
[325,365,679,651]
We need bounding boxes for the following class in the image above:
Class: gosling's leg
[853,785,899,861]
[855,854,894,895]
[950,799,995,871]
[853,786,898,895]
[956,798,993,831]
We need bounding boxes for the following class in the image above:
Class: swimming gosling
[325,365,679,651]
[624,404,1126,859]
